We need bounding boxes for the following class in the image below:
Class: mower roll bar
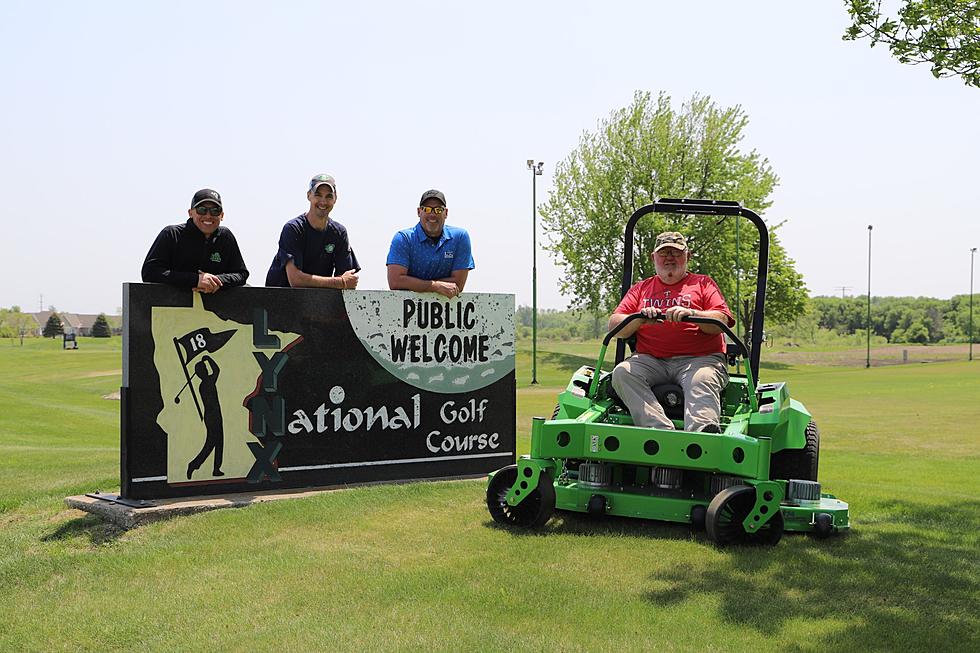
[603,312,749,359]
[617,198,769,381]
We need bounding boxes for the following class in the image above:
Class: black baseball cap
[419,189,446,206]
[191,188,222,209]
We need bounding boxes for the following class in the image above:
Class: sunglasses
[656,248,684,257]
[420,206,446,215]
[195,206,222,217]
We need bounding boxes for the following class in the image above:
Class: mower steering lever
[589,312,752,400]
[602,312,667,345]
[683,316,749,359]
[604,313,748,359]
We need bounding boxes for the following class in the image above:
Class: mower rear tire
[486,465,555,529]
[770,420,820,482]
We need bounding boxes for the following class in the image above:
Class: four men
[386,189,475,298]
[609,232,734,433]
[141,188,249,292]
[142,186,733,436]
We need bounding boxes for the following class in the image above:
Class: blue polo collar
[413,221,452,246]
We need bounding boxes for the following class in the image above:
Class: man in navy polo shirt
[141,188,249,293]
[386,189,474,298]
[265,174,360,289]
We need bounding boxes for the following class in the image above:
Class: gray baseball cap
[419,189,447,206]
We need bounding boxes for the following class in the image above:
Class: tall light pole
[866,225,873,369]
[970,247,977,362]
[527,160,544,384]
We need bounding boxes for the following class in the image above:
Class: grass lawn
[1,336,978,652]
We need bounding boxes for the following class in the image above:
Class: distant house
[30,312,122,336]
[61,313,85,335]
[30,311,58,336]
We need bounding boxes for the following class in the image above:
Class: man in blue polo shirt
[386,189,474,298]
[265,174,360,288]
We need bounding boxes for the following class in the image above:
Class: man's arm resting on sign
[439,269,469,292]
[387,265,459,298]
[286,260,358,289]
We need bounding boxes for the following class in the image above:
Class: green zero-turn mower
[487,198,849,545]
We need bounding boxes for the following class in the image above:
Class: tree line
[805,295,978,344]
[5,300,974,345]
[518,294,979,345]
[0,307,114,339]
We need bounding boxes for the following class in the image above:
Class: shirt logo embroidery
[642,293,692,309]
[210,253,222,263]
[325,244,335,253]
[444,251,454,259]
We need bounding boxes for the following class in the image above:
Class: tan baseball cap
[654,231,688,252]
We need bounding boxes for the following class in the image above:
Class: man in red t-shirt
[609,231,734,432]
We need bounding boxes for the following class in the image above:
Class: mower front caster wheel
[706,485,784,546]
[587,494,607,516]
[813,512,834,539]
[690,504,707,531]
[486,465,555,529]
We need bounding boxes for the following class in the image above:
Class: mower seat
[609,346,737,422]
[607,383,686,421]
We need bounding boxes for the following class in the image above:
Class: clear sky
[1,1,977,315]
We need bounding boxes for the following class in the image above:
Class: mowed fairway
[1,338,978,652]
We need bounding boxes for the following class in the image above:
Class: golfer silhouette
[186,355,225,479]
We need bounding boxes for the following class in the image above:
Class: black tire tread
[769,420,820,481]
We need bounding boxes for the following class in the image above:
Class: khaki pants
[610,353,728,432]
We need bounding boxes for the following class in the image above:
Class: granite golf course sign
[121,284,515,500]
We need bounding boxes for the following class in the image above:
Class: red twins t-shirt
[615,273,734,358]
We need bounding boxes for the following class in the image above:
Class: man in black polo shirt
[265,174,359,289]
[141,188,249,292]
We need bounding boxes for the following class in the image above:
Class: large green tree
[539,91,808,339]
[0,307,35,340]
[91,313,112,338]
[844,0,980,87]
[42,313,64,338]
